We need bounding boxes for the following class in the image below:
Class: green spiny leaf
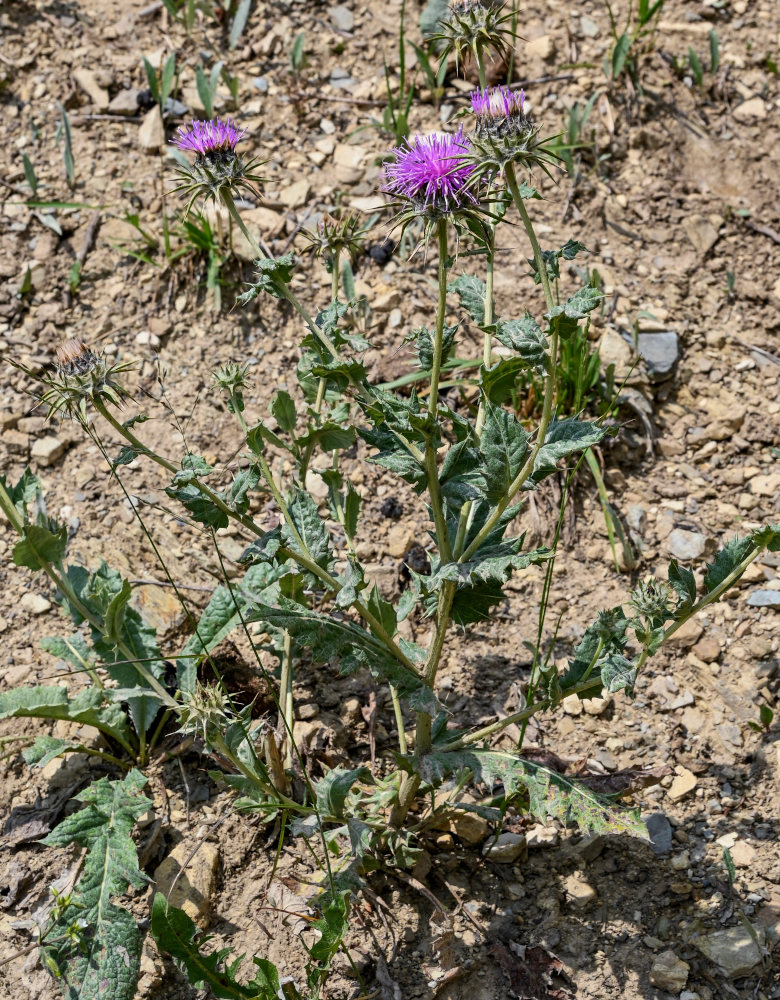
[704,535,755,593]
[668,558,696,610]
[490,314,548,371]
[151,894,281,999]
[314,766,372,819]
[417,749,647,837]
[283,489,332,573]
[546,285,603,321]
[271,390,297,432]
[531,418,606,483]
[600,653,637,695]
[0,685,133,749]
[448,273,486,325]
[478,404,530,503]
[13,523,68,571]
[41,770,151,1000]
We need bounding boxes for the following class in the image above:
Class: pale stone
[386,523,416,558]
[449,810,489,845]
[329,4,355,31]
[279,179,310,208]
[749,473,780,497]
[564,874,597,908]
[154,842,220,929]
[683,214,719,254]
[582,695,612,716]
[667,767,697,802]
[649,950,690,992]
[482,832,527,863]
[73,68,109,110]
[666,618,703,647]
[108,88,141,115]
[694,925,765,978]
[733,97,767,121]
[527,824,559,848]
[138,107,165,152]
[525,34,555,60]
[729,840,757,868]
[21,592,52,615]
[691,637,720,662]
[304,469,329,500]
[562,694,583,716]
[31,436,66,467]
[667,528,707,561]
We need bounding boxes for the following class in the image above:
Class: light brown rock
[729,840,757,868]
[154,842,220,928]
[683,214,719,254]
[667,766,697,802]
[138,107,165,152]
[31,436,66,467]
[73,68,109,110]
[279,179,310,208]
[734,97,766,121]
[649,950,689,992]
[564,874,597,909]
[525,35,555,60]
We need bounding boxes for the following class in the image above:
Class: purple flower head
[172,117,247,159]
[470,85,525,121]
[383,129,476,214]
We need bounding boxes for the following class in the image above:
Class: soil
[0,1,779,999]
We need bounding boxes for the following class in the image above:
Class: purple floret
[172,117,247,157]
[470,85,525,120]
[384,130,476,211]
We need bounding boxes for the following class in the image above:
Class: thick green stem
[279,631,294,767]
[389,685,408,756]
[459,173,560,564]
[408,222,455,775]
[428,220,449,420]
[221,189,340,359]
[505,163,555,312]
[453,231,495,559]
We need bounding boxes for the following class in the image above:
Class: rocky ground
[0,0,779,998]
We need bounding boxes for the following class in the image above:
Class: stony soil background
[0,0,779,998]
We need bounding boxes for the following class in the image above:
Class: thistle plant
[5,50,780,1000]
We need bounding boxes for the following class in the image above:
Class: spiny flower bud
[466,86,561,182]
[211,361,251,414]
[171,116,265,216]
[432,0,516,74]
[177,682,232,745]
[630,578,672,620]
[301,211,369,269]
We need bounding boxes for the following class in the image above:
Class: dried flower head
[431,0,516,75]
[171,116,265,216]
[56,338,99,376]
[301,211,369,270]
[467,86,561,182]
[11,340,135,422]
